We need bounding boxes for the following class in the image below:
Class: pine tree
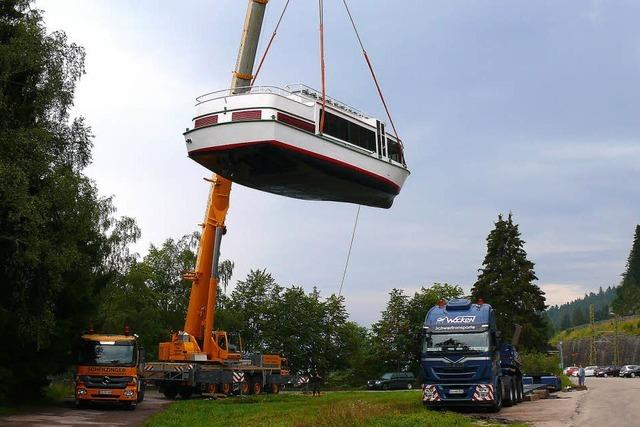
[613,225,640,315]
[471,213,548,351]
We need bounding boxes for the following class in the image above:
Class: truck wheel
[488,381,503,412]
[502,379,513,407]
[270,384,280,394]
[382,384,389,391]
[163,386,178,399]
[516,378,523,403]
[137,381,146,403]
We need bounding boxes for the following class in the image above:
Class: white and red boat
[184,84,409,209]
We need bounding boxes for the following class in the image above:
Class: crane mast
[160,0,268,363]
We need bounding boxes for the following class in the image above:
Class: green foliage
[0,1,138,403]
[471,213,549,351]
[520,352,561,375]
[143,391,504,427]
[550,315,640,344]
[547,286,617,330]
[96,233,199,359]
[613,225,640,315]
[370,284,463,375]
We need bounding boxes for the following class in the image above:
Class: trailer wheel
[207,383,217,394]
[270,383,280,394]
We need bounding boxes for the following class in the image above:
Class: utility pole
[613,312,620,366]
[589,304,596,366]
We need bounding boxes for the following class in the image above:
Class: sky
[38,0,640,325]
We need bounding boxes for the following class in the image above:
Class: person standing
[310,369,322,396]
[578,364,586,387]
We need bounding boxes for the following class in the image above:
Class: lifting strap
[341,0,401,145]
[318,0,327,134]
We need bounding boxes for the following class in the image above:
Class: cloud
[540,283,589,307]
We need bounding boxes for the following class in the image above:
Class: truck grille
[81,375,131,389]
[432,367,476,380]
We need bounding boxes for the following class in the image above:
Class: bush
[521,353,561,375]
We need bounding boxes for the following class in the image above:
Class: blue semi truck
[421,298,523,411]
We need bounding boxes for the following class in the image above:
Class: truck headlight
[124,389,134,397]
[77,388,87,396]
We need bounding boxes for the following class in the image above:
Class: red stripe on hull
[189,139,401,192]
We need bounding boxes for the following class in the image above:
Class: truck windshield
[423,332,489,353]
[78,341,136,366]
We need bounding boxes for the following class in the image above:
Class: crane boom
[159,0,268,363]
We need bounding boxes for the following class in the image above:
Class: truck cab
[420,298,522,411]
[74,332,145,409]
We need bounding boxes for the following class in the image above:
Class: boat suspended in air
[183,84,410,209]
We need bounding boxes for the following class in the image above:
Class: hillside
[551,315,640,344]
[547,286,617,330]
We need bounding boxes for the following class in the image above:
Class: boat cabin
[184,84,409,208]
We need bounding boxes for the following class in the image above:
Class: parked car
[595,366,621,377]
[620,365,640,378]
[367,372,416,390]
[563,366,579,376]
[584,366,598,376]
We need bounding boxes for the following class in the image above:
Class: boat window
[387,137,404,163]
[322,110,376,152]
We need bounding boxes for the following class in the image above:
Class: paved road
[478,376,640,427]
[571,376,640,427]
[0,390,170,427]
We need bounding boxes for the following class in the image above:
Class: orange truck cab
[74,332,145,409]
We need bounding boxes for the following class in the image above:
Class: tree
[406,283,463,373]
[0,0,138,403]
[97,233,198,359]
[228,269,282,352]
[613,225,640,315]
[370,289,412,371]
[560,313,572,330]
[471,213,548,351]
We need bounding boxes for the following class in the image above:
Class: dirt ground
[0,390,170,427]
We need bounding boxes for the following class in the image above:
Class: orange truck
[74,331,146,409]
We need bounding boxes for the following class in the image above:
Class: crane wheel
[221,383,232,395]
[241,381,250,394]
[270,383,280,394]
[252,381,263,395]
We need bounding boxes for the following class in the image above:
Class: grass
[143,391,523,427]
[550,316,640,345]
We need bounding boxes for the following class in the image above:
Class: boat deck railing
[195,84,371,120]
